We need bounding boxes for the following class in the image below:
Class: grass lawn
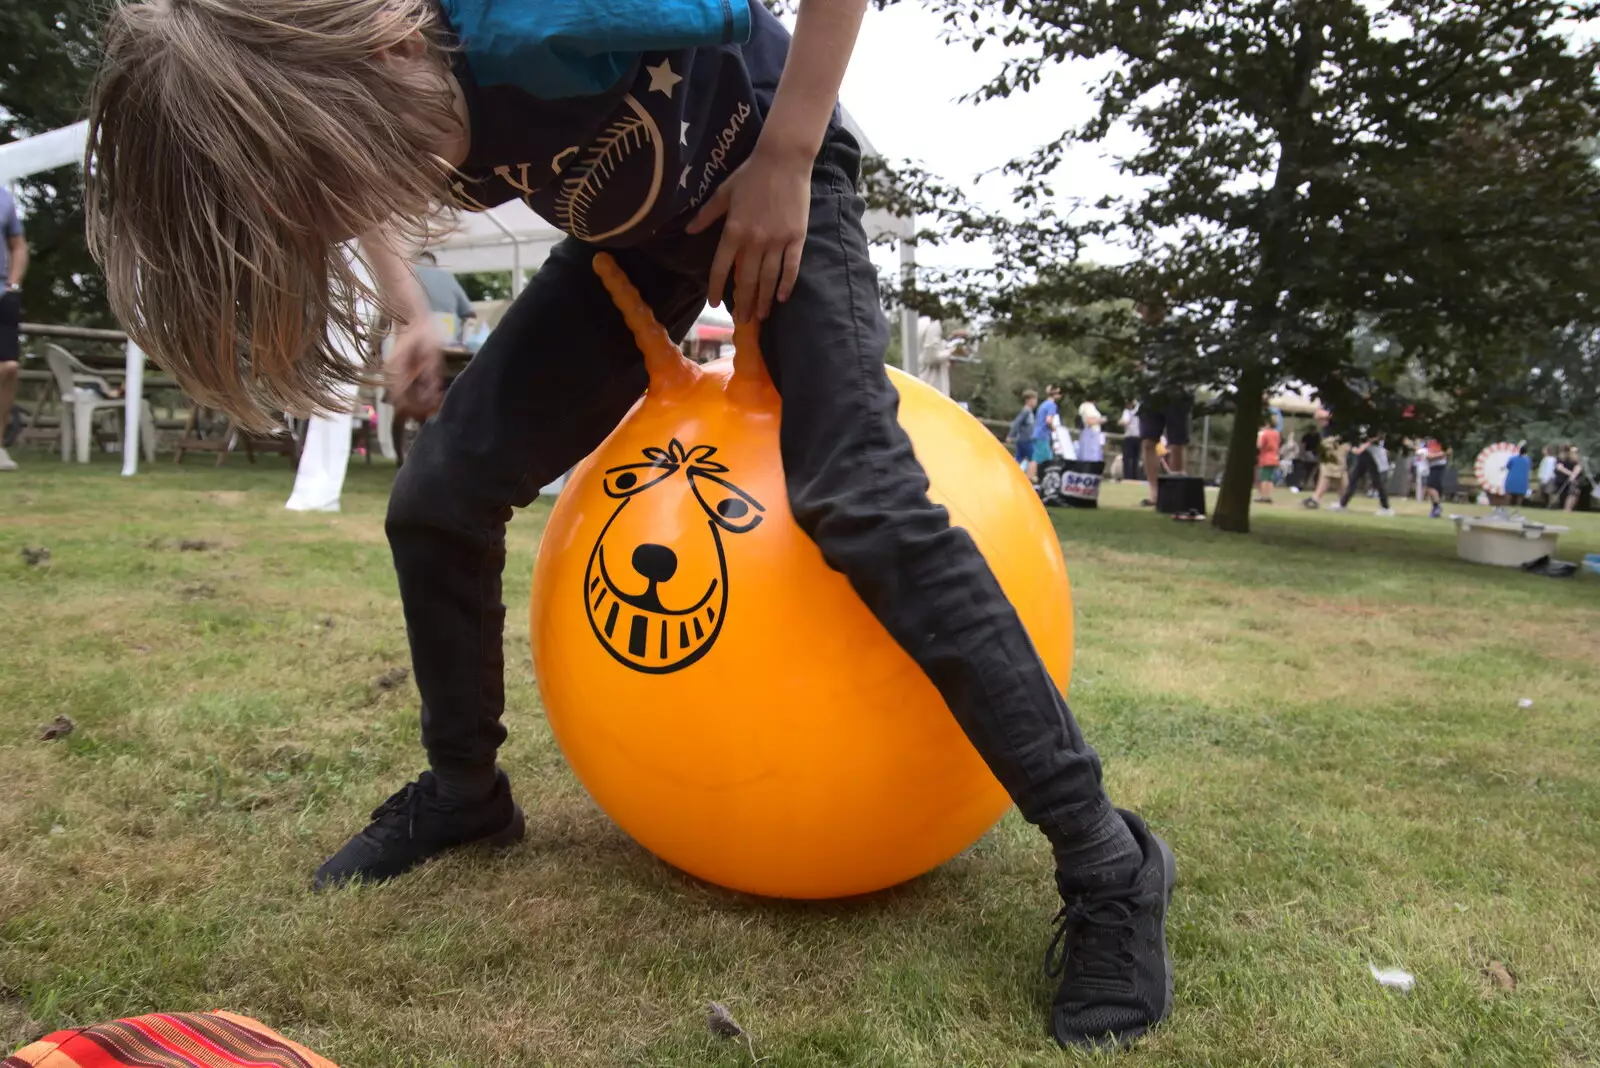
[3,455,1599,1067]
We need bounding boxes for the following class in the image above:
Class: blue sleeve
[443,0,753,99]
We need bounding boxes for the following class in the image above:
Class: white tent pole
[899,234,918,377]
[0,121,88,185]
[121,340,144,477]
[482,209,524,296]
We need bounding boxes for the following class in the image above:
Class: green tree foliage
[456,271,515,303]
[869,0,1600,531]
[951,324,1128,423]
[0,0,109,326]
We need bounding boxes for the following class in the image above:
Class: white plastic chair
[42,343,157,464]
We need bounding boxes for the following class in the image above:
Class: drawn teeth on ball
[692,618,704,640]
[592,587,607,611]
[680,622,690,648]
[628,614,648,657]
[659,621,669,658]
[604,602,620,638]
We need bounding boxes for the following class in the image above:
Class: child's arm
[688,0,870,321]
[360,229,445,419]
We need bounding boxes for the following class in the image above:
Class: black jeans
[387,129,1119,860]
[1340,450,1390,508]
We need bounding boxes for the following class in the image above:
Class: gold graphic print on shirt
[553,94,664,243]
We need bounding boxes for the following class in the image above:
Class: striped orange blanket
[5,1012,336,1068]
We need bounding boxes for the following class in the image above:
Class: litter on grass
[1369,965,1415,993]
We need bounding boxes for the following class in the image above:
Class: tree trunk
[1211,11,1325,535]
[1212,365,1267,533]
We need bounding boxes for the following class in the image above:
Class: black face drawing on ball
[585,440,765,673]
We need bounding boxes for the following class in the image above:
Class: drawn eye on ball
[603,462,677,498]
[688,469,764,533]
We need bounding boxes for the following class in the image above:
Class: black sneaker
[313,770,526,890]
[1047,810,1176,1050]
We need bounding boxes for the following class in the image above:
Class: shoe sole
[1154,834,1177,1021]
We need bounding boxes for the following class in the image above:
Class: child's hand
[387,323,445,422]
[687,144,812,322]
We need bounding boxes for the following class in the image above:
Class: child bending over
[86,0,1174,1049]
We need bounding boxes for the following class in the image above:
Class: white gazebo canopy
[1,106,918,477]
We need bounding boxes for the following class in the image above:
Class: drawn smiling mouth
[586,532,730,672]
[596,545,718,616]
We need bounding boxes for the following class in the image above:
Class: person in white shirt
[1051,399,1077,462]
[1117,405,1140,482]
[1538,445,1559,503]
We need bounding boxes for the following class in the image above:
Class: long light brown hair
[85,0,460,429]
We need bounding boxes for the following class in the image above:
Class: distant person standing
[1035,384,1062,466]
[1332,428,1395,515]
[1555,445,1583,512]
[1077,402,1106,463]
[1503,444,1531,509]
[1009,389,1039,481]
[1051,395,1077,462]
[1118,403,1142,482]
[1291,416,1321,492]
[1538,445,1559,505]
[1303,409,1342,509]
[0,187,29,472]
[1134,301,1193,507]
[1424,438,1450,518]
[411,251,477,343]
[1255,415,1281,504]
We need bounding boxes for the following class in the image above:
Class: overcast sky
[816,4,1146,276]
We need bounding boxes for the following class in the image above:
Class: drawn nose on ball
[631,543,678,584]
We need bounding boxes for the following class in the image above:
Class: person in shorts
[1008,389,1040,479]
[1303,409,1343,509]
[1138,394,1191,506]
[1255,414,1280,504]
[0,186,28,472]
[1033,384,1061,469]
[1424,439,1449,518]
[1131,300,1193,506]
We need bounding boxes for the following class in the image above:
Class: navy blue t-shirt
[439,0,819,248]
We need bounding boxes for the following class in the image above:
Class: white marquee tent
[1,109,919,478]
